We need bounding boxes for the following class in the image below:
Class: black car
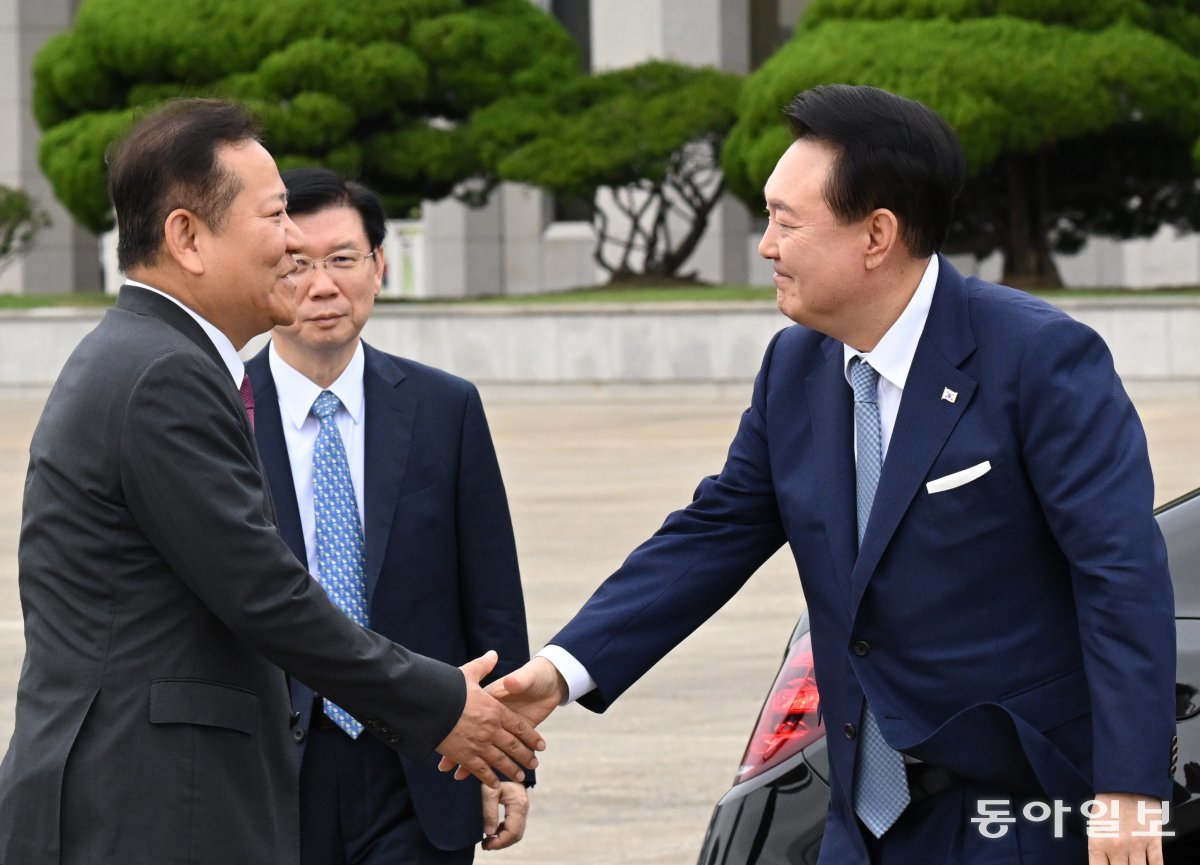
[698,488,1200,864]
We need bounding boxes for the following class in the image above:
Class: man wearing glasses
[246,167,533,865]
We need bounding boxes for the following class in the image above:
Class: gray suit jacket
[0,286,465,865]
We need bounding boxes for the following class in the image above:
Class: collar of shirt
[125,280,245,387]
[268,340,366,429]
[841,255,939,390]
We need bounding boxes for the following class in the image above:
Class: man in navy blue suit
[483,86,1176,864]
[247,168,533,864]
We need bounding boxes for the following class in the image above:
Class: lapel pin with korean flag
[941,387,958,404]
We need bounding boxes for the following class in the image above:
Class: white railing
[381,219,427,298]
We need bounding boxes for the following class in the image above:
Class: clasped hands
[441,657,1170,863]
[436,654,566,784]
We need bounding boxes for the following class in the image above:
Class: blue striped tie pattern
[311,390,367,738]
[848,358,911,837]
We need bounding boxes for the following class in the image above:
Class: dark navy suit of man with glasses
[248,168,533,865]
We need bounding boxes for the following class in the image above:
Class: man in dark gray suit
[0,99,542,865]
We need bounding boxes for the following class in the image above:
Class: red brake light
[735,629,824,783]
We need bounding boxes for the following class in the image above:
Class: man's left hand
[1087,791,1164,865]
[481,781,529,851]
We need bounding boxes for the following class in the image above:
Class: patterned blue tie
[848,358,911,837]
[311,390,367,738]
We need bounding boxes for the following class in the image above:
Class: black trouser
[299,710,474,865]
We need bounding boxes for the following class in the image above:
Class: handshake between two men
[438,655,567,783]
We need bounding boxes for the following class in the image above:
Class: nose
[283,212,304,255]
[305,264,340,297]
[757,219,777,261]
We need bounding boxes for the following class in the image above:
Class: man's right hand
[486,656,567,727]
[435,651,546,789]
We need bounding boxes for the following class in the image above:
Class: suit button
[289,712,301,727]
[852,641,870,657]
[292,727,306,744]
[844,723,857,740]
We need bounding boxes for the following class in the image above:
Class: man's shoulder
[969,273,1065,309]
[944,273,1113,382]
[39,312,236,453]
[71,305,220,384]
[363,343,478,398]
[961,275,1067,325]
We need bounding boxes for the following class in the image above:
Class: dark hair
[783,84,965,257]
[107,98,261,272]
[279,168,386,250]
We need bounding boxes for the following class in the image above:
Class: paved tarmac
[0,379,1196,863]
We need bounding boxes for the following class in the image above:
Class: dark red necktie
[240,373,255,430]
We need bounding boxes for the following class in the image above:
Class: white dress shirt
[125,280,244,387]
[542,257,940,705]
[841,255,938,460]
[268,340,367,579]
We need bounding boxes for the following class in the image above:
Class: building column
[3,0,100,295]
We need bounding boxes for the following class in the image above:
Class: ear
[371,246,386,298]
[162,208,206,276]
[863,208,900,271]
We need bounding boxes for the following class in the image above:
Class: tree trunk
[1000,152,1063,289]
[652,177,724,278]
[591,205,619,279]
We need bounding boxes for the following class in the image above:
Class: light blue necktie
[848,358,911,837]
[312,390,367,738]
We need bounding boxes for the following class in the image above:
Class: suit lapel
[245,353,306,562]
[806,338,859,613]
[362,344,416,603]
[849,257,978,617]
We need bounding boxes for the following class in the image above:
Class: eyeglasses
[292,250,376,276]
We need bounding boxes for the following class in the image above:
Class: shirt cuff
[536,645,596,705]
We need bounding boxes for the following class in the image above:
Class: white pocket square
[926,460,991,495]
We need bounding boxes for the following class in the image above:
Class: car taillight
[735,629,824,783]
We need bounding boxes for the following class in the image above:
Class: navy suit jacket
[551,257,1175,863]
[247,341,531,851]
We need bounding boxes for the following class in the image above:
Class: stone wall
[2,299,1198,388]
